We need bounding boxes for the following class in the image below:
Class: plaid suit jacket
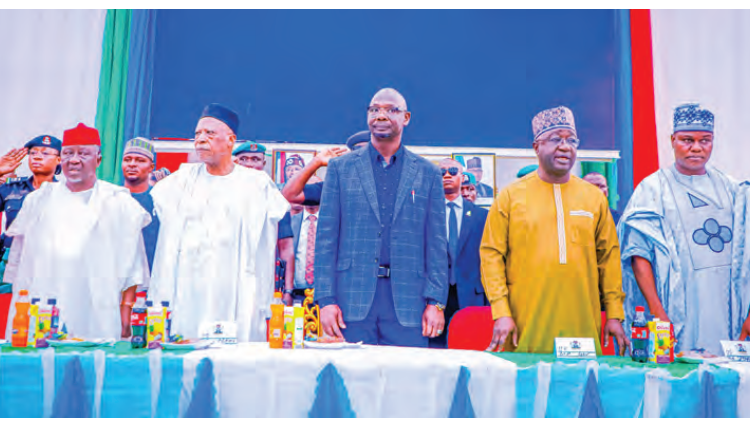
[314,145,449,327]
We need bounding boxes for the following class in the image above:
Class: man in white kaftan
[149,104,289,342]
[619,103,750,354]
[4,123,150,340]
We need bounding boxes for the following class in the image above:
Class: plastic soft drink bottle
[48,299,60,336]
[131,292,147,348]
[269,292,285,349]
[11,290,31,347]
[631,306,649,363]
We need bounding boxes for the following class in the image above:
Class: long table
[0,342,747,418]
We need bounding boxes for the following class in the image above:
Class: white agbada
[149,163,289,342]
[3,180,151,340]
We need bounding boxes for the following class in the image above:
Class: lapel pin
[467,211,472,217]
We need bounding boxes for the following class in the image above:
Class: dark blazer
[314,146,449,327]
[453,199,489,309]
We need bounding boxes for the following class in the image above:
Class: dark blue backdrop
[149,10,616,150]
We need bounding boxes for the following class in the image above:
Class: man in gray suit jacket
[315,88,449,347]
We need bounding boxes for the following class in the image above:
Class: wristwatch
[283,289,294,295]
[428,299,445,312]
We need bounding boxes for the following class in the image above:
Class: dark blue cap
[24,135,62,152]
[200,103,239,135]
[346,130,370,150]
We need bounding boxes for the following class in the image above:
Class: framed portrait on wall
[453,153,496,207]
[273,149,317,185]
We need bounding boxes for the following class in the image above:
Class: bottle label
[631,327,649,339]
[131,311,147,326]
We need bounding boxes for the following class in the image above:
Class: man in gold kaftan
[480,106,628,354]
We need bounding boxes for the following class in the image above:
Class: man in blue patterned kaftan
[619,103,750,355]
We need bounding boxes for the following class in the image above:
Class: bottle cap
[273,292,282,299]
[635,306,645,312]
[161,301,170,307]
[48,299,57,305]
[19,289,28,296]
[136,291,147,298]
[146,300,153,307]
[31,298,40,304]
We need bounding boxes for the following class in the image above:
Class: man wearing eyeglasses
[481,106,628,354]
[430,158,488,348]
[315,88,448,347]
[619,103,750,352]
[4,123,151,340]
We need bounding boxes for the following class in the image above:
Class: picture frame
[453,153,496,207]
[272,149,317,185]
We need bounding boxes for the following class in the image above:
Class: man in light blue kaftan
[618,103,750,355]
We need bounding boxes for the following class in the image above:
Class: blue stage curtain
[123,10,158,152]
[615,9,635,210]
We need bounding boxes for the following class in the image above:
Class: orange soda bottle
[269,292,285,349]
[11,289,31,347]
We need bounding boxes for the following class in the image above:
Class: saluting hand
[487,316,517,352]
[0,148,27,177]
[314,147,348,167]
[321,304,347,339]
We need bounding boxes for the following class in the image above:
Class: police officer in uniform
[0,135,61,292]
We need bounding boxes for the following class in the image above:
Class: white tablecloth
[177,343,518,418]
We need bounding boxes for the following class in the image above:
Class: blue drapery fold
[615,9,635,209]
[184,357,218,418]
[123,9,158,151]
[449,365,476,418]
[308,363,356,418]
[51,356,91,418]
[578,369,604,418]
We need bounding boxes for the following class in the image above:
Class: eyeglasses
[441,167,459,176]
[367,106,406,117]
[544,136,580,148]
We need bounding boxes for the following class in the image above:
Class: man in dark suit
[290,176,322,302]
[315,88,448,347]
[430,158,489,348]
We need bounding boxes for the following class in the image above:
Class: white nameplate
[555,337,597,359]
[721,340,750,362]
[199,321,238,344]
